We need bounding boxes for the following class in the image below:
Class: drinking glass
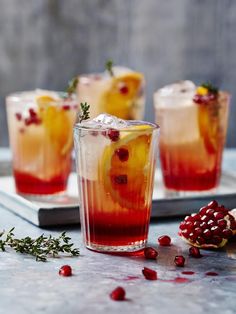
[6,90,78,196]
[154,81,230,195]
[74,114,159,253]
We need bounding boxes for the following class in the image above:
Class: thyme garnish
[201,82,219,95]
[0,228,80,262]
[105,59,114,77]
[78,102,90,123]
[66,76,79,96]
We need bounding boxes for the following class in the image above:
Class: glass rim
[74,120,159,133]
[6,90,77,102]
[154,90,231,101]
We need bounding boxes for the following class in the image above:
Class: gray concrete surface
[0,0,236,147]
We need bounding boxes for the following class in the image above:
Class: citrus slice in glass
[99,125,153,210]
[197,103,220,154]
[101,72,143,119]
[36,95,73,155]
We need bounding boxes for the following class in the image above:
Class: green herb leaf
[0,228,80,262]
[201,82,219,95]
[78,102,90,123]
[66,77,79,96]
[105,59,114,77]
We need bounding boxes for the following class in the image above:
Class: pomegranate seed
[194,228,203,236]
[15,112,22,121]
[62,104,70,110]
[217,219,227,228]
[110,287,126,301]
[108,129,120,142]
[191,213,201,220]
[222,229,233,239]
[211,236,222,245]
[189,247,202,258]
[189,233,197,242]
[203,229,212,239]
[199,206,208,215]
[119,83,129,95]
[217,205,228,213]
[206,208,215,217]
[174,256,185,267]
[144,247,158,260]
[214,212,225,220]
[200,222,207,229]
[59,265,72,277]
[29,108,37,117]
[201,215,208,222]
[193,221,201,228]
[185,221,194,230]
[211,226,222,236]
[179,222,186,230]
[158,235,171,246]
[207,200,218,208]
[142,267,157,280]
[113,175,128,185]
[115,148,129,162]
[184,215,191,222]
[196,236,205,245]
[207,220,215,228]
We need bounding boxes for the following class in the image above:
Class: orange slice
[100,72,143,119]
[99,125,153,210]
[198,103,220,154]
[36,95,73,155]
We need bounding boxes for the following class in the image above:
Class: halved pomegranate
[179,201,236,249]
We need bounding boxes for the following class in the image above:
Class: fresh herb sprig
[66,76,79,96]
[78,102,90,123]
[201,82,219,95]
[0,228,80,262]
[105,59,114,77]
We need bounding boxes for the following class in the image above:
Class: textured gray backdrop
[0,0,235,146]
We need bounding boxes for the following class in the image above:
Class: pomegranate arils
[113,175,128,185]
[115,148,129,162]
[144,247,158,260]
[15,112,22,121]
[158,235,171,246]
[110,287,126,301]
[174,256,185,267]
[119,84,129,95]
[189,246,202,258]
[142,267,157,280]
[108,129,120,142]
[59,265,72,277]
[179,201,236,249]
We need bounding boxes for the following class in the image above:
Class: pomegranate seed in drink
[59,265,72,277]
[15,112,22,121]
[108,129,120,142]
[174,256,185,267]
[158,235,171,246]
[115,148,129,162]
[142,267,157,280]
[144,247,158,260]
[110,287,126,301]
[119,83,129,95]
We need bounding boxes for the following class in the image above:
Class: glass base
[19,191,66,202]
[85,239,147,254]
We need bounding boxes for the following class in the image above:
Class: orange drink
[74,114,159,252]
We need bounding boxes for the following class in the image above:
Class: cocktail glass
[74,114,159,253]
[77,66,145,120]
[6,90,78,196]
[154,81,230,194]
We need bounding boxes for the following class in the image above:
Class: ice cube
[80,113,128,129]
[154,80,196,107]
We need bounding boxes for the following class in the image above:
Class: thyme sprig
[78,102,90,123]
[105,59,114,77]
[0,228,80,262]
[201,82,219,95]
[66,76,79,96]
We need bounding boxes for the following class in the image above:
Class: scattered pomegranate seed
[144,247,158,260]
[113,175,128,185]
[59,265,72,277]
[107,129,120,142]
[15,112,22,121]
[110,287,126,301]
[142,267,157,280]
[193,93,217,105]
[115,148,129,162]
[189,246,202,258]
[158,235,171,246]
[174,256,185,267]
[208,200,218,208]
[205,272,218,276]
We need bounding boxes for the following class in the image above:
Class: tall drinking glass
[74,114,159,253]
[77,66,145,120]
[6,90,78,196]
[154,81,229,194]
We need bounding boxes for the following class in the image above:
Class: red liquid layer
[14,170,69,195]
[81,179,151,247]
[160,142,222,191]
